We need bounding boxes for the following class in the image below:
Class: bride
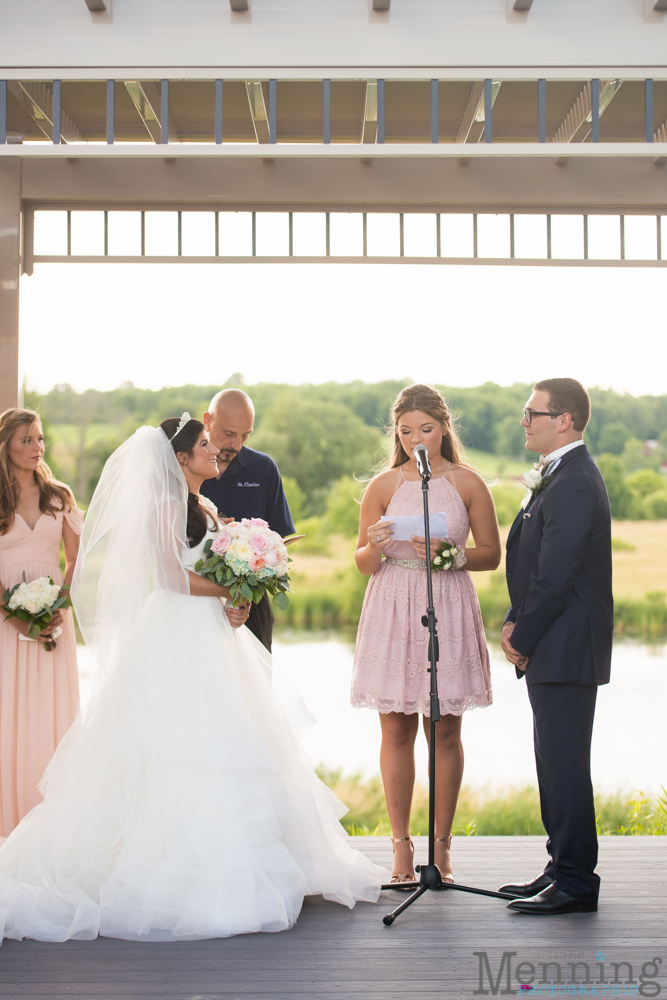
[0,416,383,943]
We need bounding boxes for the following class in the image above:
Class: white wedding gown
[0,512,383,942]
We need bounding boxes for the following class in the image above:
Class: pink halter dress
[351,466,492,717]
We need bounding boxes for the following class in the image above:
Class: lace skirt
[351,562,493,716]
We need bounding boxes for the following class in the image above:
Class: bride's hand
[225,600,250,629]
[367,519,393,553]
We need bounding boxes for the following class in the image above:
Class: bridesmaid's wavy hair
[387,385,472,470]
[0,408,74,536]
[160,417,219,548]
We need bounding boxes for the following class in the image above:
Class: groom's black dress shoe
[498,873,554,898]
[507,884,597,915]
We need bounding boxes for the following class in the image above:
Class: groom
[500,378,613,915]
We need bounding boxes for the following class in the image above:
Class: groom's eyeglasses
[522,408,565,424]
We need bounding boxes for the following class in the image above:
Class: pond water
[77,634,667,794]
[271,632,667,795]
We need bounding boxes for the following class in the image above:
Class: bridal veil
[72,426,190,693]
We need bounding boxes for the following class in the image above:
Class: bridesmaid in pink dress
[351,385,501,884]
[0,409,83,838]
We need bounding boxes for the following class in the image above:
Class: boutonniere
[520,464,554,509]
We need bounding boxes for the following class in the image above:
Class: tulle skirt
[0,593,383,943]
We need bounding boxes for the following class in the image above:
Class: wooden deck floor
[1,836,665,999]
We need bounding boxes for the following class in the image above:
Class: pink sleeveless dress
[0,505,83,837]
[351,468,492,717]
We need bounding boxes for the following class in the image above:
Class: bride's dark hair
[160,417,219,548]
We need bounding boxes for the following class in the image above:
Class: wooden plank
[0,838,664,1000]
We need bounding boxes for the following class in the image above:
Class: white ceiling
[1,0,667,74]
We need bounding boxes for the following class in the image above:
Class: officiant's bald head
[207,389,254,421]
[203,389,255,466]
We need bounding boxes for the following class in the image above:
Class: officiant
[201,388,295,651]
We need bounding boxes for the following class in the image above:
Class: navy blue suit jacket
[505,445,613,686]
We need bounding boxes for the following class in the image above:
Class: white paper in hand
[381,512,448,542]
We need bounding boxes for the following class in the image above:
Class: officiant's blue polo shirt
[200,446,295,538]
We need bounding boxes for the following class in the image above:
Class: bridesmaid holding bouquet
[352,385,500,885]
[0,409,83,837]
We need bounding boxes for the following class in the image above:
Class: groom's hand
[501,623,529,671]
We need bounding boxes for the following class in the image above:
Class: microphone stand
[380,452,514,925]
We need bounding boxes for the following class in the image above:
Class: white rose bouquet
[2,573,70,651]
[194,518,291,610]
[430,540,467,573]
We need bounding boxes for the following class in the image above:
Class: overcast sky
[19,261,667,396]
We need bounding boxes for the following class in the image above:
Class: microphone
[413,444,431,479]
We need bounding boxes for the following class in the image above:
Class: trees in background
[25,380,667,515]
[251,393,384,514]
[595,456,667,519]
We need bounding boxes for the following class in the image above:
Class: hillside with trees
[26,378,667,520]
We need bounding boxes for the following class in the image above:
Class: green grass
[611,536,637,552]
[50,423,123,446]
[278,568,667,638]
[466,450,531,482]
[615,591,667,637]
[317,769,667,837]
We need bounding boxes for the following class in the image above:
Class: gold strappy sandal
[390,836,416,891]
[436,835,455,884]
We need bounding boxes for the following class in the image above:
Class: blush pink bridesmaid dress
[0,504,83,837]
[352,466,492,717]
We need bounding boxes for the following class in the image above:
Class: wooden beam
[124,81,178,144]
[229,0,249,9]
[551,80,622,144]
[17,150,667,215]
[7,81,83,143]
[513,0,534,9]
[246,82,270,144]
[372,0,391,9]
[0,160,20,411]
[84,0,107,9]
[361,82,378,144]
[455,82,484,144]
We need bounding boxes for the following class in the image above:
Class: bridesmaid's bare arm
[355,472,397,576]
[453,468,501,572]
[61,513,80,589]
[50,500,82,631]
[410,468,501,571]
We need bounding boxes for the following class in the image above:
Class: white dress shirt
[542,439,586,476]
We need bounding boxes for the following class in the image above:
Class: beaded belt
[384,556,427,570]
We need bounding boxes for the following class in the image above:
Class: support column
[0,160,21,412]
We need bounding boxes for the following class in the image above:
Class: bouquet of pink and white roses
[2,573,70,651]
[195,518,291,610]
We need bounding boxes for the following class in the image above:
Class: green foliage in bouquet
[1,573,71,649]
[194,539,291,610]
[430,540,460,573]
